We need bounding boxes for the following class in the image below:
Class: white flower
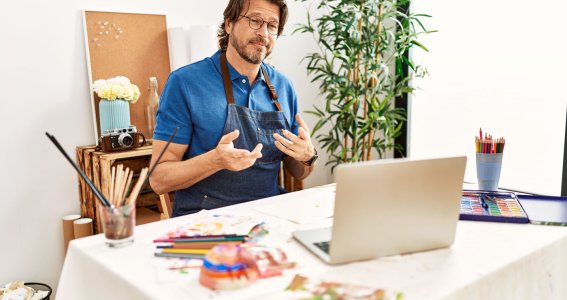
[92,76,140,102]
[107,76,131,86]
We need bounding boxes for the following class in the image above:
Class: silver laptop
[293,156,467,264]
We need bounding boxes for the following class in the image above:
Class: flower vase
[99,99,131,134]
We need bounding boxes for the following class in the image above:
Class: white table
[57,185,567,299]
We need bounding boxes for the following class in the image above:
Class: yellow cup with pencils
[475,129,505,191]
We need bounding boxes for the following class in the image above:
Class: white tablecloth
[57,185,567,299]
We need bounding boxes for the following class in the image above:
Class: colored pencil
[161,249,210,255]
[153,234,247,243]
[154,252,205,259]
[154,236,247,243]
[475,128,505,154]
[157,241,243,249]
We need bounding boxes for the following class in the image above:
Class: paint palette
[460,190,529,223]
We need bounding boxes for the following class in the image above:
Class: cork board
[83,11,171,142]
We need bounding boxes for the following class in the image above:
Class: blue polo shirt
[154,50,299,159]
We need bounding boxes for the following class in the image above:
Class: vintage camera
[100,125,145,152]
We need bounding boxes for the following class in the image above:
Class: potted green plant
[294,0,435,168]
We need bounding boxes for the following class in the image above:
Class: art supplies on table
[459,190,529,223]
[156,214,262,239]
[475,128,506,191]
[152,213,294,291]
[517,194,567,226]
[475,128,505,154]
[154,235,247,259]
[199,244,295,290]
[281,274,403,300]
[153,213,268,259]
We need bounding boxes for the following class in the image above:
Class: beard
[230,34,272,64]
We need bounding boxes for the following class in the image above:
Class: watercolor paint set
[460,190,529,223]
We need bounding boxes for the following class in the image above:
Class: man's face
[227,0,279,64]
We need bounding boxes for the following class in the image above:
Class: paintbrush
[147,127,179,181]
[124,127,179,205]
[45,132,111,207]
[126,127,179,201]
[127,167,148,205]
[119,168,133,207]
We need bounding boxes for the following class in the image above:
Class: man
[150,0,317,217]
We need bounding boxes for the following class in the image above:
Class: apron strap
[220,52,235,105]
[220,51,282,111]
[261,67,282,112]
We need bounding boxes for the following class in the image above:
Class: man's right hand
[209,130,263,171]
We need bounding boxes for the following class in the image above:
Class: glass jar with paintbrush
[99,165,148,247]
[100,203,136,247]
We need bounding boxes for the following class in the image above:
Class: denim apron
[172,52,290,217]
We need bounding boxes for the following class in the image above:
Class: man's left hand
[273,114,315,164]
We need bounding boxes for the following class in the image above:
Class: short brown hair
[217,0,288,51]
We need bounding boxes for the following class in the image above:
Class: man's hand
[209,130,263,171]
[273,114,315,163]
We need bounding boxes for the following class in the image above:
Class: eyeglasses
[240,15,279,36]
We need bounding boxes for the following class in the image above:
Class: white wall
[411,0,567,195]
[0,0,326,292]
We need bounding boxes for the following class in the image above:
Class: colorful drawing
[282,275,403,300]
[157,214,262,240]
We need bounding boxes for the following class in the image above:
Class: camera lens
[118,133,134,147]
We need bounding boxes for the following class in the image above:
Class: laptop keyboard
[314,241,330,254]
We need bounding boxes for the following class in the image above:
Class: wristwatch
[301,149,318,166]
